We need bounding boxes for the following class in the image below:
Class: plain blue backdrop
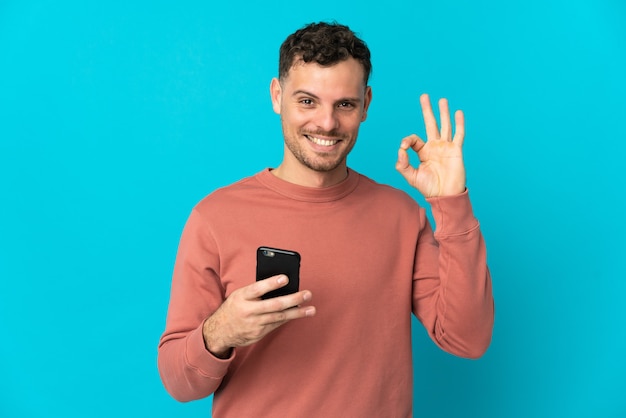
[1,1,625,417]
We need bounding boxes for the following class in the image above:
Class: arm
[396,94,494,358]
[413,191,494,358]
[157,209,232,401]
[157,209,316,402]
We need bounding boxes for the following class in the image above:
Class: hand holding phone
[202,248,310,356]
[256,247,300,299]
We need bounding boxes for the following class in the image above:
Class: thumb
[395,146,415,180]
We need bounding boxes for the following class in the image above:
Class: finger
[261,289,312,313]
[420,93,440,140]
[283,304,316,320]
[396,134,425,178]
[399,134,426,153]
[396,146,409,171]
[453,109,465,146]
[396,135,417,170]
[260,304,317,326]
[246,274,289,300]
[439,98,451,141]
[258,292,316,326]
[396,147,417,184]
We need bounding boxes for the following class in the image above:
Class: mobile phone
[256,247,301,299]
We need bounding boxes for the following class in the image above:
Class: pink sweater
[158,168,494,417]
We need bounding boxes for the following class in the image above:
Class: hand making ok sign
[396,93,467,198]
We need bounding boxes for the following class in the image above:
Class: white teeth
[308,136,338,146]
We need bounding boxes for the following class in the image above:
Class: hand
[396,94,466,197]
[202,275,316,358]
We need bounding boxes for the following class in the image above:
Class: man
[158,22,494,417]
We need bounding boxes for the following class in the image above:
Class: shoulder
[354,171,420,209]
[193,171,265,216]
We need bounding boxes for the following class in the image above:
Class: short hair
[278,22,372,85]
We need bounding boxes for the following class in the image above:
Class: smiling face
[270,57,372,187]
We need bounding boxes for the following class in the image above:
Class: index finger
[245,274,289,300]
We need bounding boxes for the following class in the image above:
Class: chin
[303,157,346,173]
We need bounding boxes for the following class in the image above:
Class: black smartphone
[256,247,301,299]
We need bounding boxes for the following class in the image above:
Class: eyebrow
[292,89,362,104]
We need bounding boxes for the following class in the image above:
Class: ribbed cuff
[185,324,234,378]
[426,189,479,236]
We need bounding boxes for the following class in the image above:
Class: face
[270,58,372,178]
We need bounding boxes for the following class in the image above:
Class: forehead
[282,58,366,96]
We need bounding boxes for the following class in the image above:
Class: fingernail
[302,291,312,302]
[277,275,288,284]
[305,307,316,317]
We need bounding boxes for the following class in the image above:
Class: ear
[361,86,372,122]
[270,78,282,114]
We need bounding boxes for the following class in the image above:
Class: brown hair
[278,22,372,85]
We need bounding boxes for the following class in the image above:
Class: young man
[158,22,494,417]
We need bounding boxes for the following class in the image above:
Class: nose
[314,105,339,133]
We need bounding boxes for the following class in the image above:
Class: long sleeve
[157,170,494,416]
[412,190,494,358]
[157,209,234,402]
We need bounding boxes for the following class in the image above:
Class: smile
[305,135,339,146]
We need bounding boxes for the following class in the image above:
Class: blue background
[1,1,625,417]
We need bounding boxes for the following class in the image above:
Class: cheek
[281,106,302,121]
[284,111,314,131]
[341,115,364,132]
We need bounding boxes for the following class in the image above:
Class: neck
[271,162,349,188]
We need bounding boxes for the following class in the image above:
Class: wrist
[202,317,232,359]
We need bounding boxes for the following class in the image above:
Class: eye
[338,101,355,109]
[299,98,314,106]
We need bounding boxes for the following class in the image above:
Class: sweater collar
[256,168,360,203]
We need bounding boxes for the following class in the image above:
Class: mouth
[304,135,340,147]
